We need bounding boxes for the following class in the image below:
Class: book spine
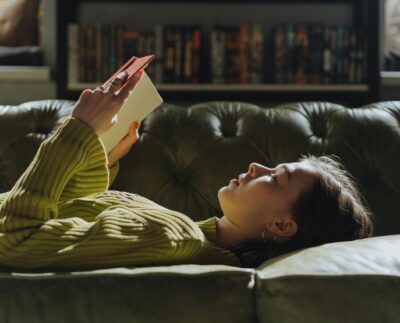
[109,24,117,78]
[154,24,164,83]
[322,26,332,84]
[68,23,79,85]
[239,22,251,84]
[123,31,139,60]
[309,23,323,84]
[251,23,264,84]
[100,24,110,81]
[85,24,96,83]
[348,28,357,84]
[343,26,351,84]
[211,26,226,84]
[117,24,125,69]
[330,26,337,83]
[274,24,286,83]
[95,24,102,83]
[226,26,240,83]
[336,25,345,83]
[183,26,193,83]
[286,23,295,83]
[192,26,202,84]
[362,29,368,83]
[174,26,183,82]
[294,23,309,84]
[356,29,367,83]
[164,25,175,83]
[137,32,145,57]
[145,33,156,80]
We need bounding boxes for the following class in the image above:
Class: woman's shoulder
[97,190,206,241]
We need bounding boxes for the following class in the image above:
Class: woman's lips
[230,178,239,186]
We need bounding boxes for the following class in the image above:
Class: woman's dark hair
[230,154,375,268]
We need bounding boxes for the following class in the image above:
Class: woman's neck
[214,216,245,250]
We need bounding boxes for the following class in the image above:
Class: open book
[99,71,163,153]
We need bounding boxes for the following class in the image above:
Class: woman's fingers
[106,71,128,93]
[72,69,143,137]
[127,121,139,137]
[118,69,144,101]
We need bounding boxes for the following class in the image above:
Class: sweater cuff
[53,117,99,145]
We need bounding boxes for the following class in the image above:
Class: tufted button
[30,106,60,136]
[176,173,188,184]
[310,120,327,138]
[220,119,238,137]
[35,126,52,135]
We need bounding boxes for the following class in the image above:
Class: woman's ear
[268,219,298,240]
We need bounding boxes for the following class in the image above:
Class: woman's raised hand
[71,69,144,136]
[107,120,141,168]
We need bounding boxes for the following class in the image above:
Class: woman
[0,70,374,270]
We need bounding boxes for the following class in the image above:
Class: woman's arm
[56,73,142,203]
[58,117,140,204]
[0,117,107,225]
[0,70,143,224]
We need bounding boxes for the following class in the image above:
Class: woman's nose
[248,163,272,176]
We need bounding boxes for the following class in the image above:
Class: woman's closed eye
[271,174,277,183]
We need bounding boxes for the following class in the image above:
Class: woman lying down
[0,70,374,270]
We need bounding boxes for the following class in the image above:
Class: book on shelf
[163,25,175,83]
[67,21,368,89]
[211,25,226,84]
[294,24,309,84]
[250,23,264,84]
[273,23,367,85]
[238,22,251,84]
[210,23,264,85]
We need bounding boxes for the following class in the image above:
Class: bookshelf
[56,0,381,106]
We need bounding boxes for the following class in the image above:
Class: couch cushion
[0,264,256,323]
[256,234,400,323]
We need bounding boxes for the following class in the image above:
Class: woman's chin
[218,183,235,194]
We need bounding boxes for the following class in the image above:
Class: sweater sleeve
[58,158,118,204]
[0,116,108,227]
[108,161,120,188]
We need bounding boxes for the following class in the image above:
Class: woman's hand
[71,69,144,136]
[107,120,140,168]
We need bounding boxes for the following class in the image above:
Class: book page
[100,71,163,153]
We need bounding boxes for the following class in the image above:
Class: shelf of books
[60,0,379,104]
[67,22,370,101]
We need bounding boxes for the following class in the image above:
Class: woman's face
[218,161,316,240]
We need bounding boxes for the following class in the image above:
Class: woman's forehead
[285,162,317,187]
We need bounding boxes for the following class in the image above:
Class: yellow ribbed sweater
[0,117,240,270]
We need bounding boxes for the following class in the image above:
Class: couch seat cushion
[0,264,255,323]
[256,234,400,323]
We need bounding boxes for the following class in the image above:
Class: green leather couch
[0,100,399,323]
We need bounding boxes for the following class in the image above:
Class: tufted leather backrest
[0,100,399,236]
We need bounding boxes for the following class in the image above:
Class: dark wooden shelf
[56,0,381,105]
[68,82,369,92]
